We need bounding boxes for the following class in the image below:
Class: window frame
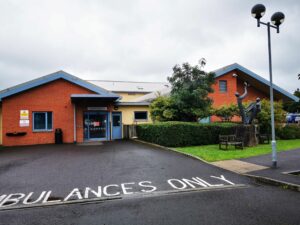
[32,112,53,132]
[134,111,148,121]
[219,80,228,93]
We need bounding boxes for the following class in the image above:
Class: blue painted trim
[214,63,299,102]
[0,71,120,101]
[84,111,110,141]
[112,112,122,140]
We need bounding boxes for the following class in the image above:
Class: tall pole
[267,22,277,168]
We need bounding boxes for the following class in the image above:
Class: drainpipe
[73,103,77,143]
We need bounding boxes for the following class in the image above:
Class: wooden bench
[258,134,270,144]
[219,135,244,150]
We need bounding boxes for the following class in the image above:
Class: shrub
[256,99,286,133]
[137,121,237,147]
[212,104,239,122]
[276,125,300,140]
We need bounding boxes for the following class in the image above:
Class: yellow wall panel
[113,106,152,125]
[116,92,147,102]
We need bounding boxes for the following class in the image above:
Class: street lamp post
[251,4,285,168]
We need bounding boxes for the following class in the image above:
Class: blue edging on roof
[214,63,299,102]
[0,71,120,101]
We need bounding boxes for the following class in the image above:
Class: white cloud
[0,0,299,93]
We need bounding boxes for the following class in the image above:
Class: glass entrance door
[84,112,108,140]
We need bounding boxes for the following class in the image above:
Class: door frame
[112,112,122,140]
[83,111,110,141]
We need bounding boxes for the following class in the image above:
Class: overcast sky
[0,0,299,93]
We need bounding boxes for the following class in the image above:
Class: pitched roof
[88,80,170,93]
[132,87,171,102]
[214,63,299,102]
[0,70,120,101]
[133,63,299,103]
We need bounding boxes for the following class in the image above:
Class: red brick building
[209,63,298,122]
[0,63,298,146]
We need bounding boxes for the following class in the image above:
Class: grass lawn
[175,139,300,162]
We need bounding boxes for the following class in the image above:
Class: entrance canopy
[71,94,119,103]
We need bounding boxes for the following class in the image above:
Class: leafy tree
[150,95,178,122]
[212,104,239,122]
[166,63,215,121]
[283,88,300,113]
[256,99,286,133]
[294,88,300,98]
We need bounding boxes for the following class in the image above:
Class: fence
[123,125,137,139]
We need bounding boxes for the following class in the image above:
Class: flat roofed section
[88,80,169,93]
[71,94,119,102]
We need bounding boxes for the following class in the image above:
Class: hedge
[136,122,238,147]
[276,125,300,140]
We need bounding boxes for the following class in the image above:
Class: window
[134,111,148,121]
[219,80,227,92]
[33,112,53,131]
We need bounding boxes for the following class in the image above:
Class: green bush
[137,122,238,147]
[276,125,300,140]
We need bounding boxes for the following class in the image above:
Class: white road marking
[0,175,239,209]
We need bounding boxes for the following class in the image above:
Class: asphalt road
[0,141,299,224]
[0,184,299,225]
[0,140,249,206]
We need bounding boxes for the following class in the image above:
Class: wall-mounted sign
[87,107,107,111]
[20,119,30,127]
[20,110,29,120]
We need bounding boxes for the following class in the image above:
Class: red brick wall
[209,71,237,107]
[209,71,237,122]
[210,71,268,122]
[236,78,268,101]
[75,103,114,143]
[2,79,95,146]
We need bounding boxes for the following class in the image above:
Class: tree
[212,104,239,122]
[150,95,178,122]
[256,99,286,133]
[295,88,300,98]
[283,88,300,113]
[166,63,215,121]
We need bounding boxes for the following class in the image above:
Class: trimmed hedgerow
[136,122,238,147]
[276,125,300,140]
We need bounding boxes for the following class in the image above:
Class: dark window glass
[33,112,53,131]
[219,80,227,92]
[47,112,53,129]
[113,115,121,126]
[134,111,148,120]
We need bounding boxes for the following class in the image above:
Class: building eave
[214,63,299,102]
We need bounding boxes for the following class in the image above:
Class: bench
[258,134,270,144]
[219,135,244,150]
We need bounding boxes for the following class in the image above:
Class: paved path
[241,148,300,186]
[213,148,300,187]
[211,160,268,174]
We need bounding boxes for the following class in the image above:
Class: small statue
[235,82,261,124]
